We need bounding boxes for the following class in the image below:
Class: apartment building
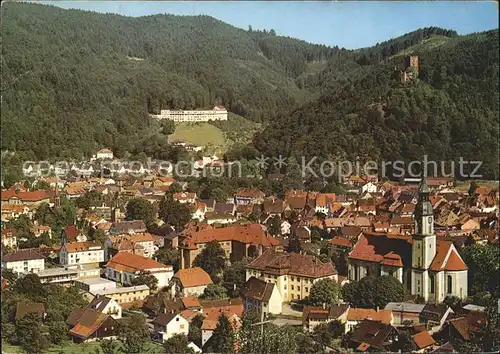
[59,241,105,266]
[151,106,228,122]
[179,223,280,269]
[246,250,337,303]
[2,249,45,274]
[105,252,174,289]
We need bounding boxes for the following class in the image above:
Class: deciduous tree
[308,278,340,306]
[193,241,226,281]
[125,197,156,224]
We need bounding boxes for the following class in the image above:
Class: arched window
[429,274,435,294]
[447,275,452,294]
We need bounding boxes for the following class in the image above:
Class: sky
[36,1,498,49]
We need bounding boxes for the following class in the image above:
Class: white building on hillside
[151,106,228,122]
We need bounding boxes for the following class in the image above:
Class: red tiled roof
[429,241,451,271]
[349,232,411,267]
[1,190,50,201]
[64,225,80,239]
[64,241,102,253]
[347,308,392,324]
[412,330,436,349]
[443,249,468,271]
[381,252,403,267]
[247,250,337,278]
[180,224,280,249]
[182,296,202,309]
[106,252,171,273]
[173,267,213,288]
[329,236,353,248]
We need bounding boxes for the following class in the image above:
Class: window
[176,317,179,321]
[305,287,309,292]
[447,275,452,294]
[291,277,295,281]
[291,285,294,290]
[430,274,435,294]
[297,286,300,291]
[180,325,185,329]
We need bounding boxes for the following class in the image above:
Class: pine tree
[205,313,235,354]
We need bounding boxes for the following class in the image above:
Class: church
[347,178,468,302]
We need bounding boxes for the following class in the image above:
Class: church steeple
[415,176,434,235]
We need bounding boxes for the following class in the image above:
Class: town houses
[1,169,498,353]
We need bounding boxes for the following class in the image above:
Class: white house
[105,252,174,289]
[2,230,17,249]
[96,149,114,160]
[2,249,45,274]
[280,220,291,236]
[87,295,123,319]
[242,277,283,315]
[59,241,105,266]
[360,182,377,194]
[152,312,189,342]
[192,203,207,221]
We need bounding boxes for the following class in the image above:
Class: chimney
[323,303,326,310]
[163,308,167,314]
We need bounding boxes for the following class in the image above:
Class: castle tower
[411,176,436,301]
[404,55,419,73]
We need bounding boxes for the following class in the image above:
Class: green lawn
[167,113,262,155]
[168,122,226,151]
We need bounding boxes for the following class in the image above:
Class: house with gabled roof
[86,295,122,319]
[170,267,213,297]
[152,312,189,343]
[59,241,104,267]
[242,276,282,315]
[2,249,45,274]
[179,223,280,268]
[348,320,398,352]
[105,252,173,289]
[246,250,337,303]
[66,307,119,342]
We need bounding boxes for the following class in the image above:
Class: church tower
[411,177,437,301]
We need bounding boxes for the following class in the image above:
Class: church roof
[443,249,468,271]
[430,241,467,272]
[348,232,411,268]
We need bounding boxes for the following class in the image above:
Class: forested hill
[1,3,336,159]
[254,29,499,178]
[2,2,498,177]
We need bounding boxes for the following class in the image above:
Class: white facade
[151,107,228,122]
[96,150,114,160]
[360,182,377,194]
[154,314,189,342]
[3,258,45,274]
[59,244,105,266]
[106,266,173,290]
